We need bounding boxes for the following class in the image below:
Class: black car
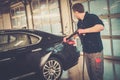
[0,29,80,80]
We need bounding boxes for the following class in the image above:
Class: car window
[0,35,9,51]
[0,33,30,51]
[30,35,40,44]
[10,35,16,43]
[0,35,8,44]
[10,33,30,48]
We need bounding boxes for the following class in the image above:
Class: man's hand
[63,31,79,43]
[77,29,85,34]
[63,36,68,42]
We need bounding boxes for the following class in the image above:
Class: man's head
[72,3,84,13]
[72,3,85,19]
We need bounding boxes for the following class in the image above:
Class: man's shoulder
[86,12,98,18]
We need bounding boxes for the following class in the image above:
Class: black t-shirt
[77,12,104,53]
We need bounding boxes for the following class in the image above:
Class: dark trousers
[85,51,104,80]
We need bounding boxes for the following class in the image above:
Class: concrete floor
[61,56,120,80]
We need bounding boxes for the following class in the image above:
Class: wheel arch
[49,54,66,70]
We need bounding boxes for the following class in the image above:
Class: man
[64,3,104,80]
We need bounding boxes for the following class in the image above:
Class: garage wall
[1,0,120,60]
[26,4,33,29]
[2,13,11,29]
[0,12,3,29]
[0,9,11,29]
[10,2,27,29]
[0,0,73,35]
[70,0,120,60]
[60,0,73,35]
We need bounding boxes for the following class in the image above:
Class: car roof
[0,29,63,38]
[0,29,46,34]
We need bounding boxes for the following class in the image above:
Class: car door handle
[32,48,42,52]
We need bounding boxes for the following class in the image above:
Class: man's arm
[77,24,104,34]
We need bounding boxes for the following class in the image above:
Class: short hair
[72,3,84,13]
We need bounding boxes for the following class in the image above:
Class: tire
[42,57,63,80]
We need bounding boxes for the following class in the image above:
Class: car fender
[40,51,52,66]
[49,53,66,69]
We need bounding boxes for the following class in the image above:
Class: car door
[0,32,32,79]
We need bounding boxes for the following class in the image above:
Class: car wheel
[42,57,63,80]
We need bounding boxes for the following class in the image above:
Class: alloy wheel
[42,58,62,80]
